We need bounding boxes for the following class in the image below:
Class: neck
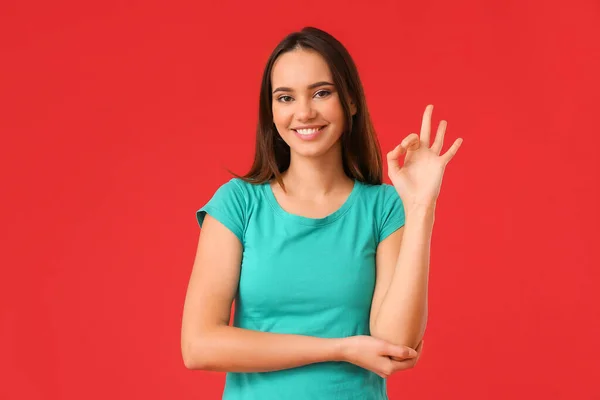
[281,144,352,197]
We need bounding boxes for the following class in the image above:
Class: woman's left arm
[370,104,463,351]
[370,203,435,350]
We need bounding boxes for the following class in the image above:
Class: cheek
[272,105,292,128]
[322,101,345,122]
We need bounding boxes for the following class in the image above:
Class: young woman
[181,26,463,399]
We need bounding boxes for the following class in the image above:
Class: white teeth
[295,127,323,135]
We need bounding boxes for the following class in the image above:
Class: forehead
[271,49,332,87]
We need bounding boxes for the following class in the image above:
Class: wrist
[333,337,350,362]
[405,202,436,219]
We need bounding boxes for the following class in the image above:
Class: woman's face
[271,49,356,159]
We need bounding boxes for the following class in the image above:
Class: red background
[1,0,599,399]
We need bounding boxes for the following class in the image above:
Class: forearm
[372,204,435,349]
[184,325,345,372]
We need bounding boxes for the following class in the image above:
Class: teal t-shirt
[196,177,405,400]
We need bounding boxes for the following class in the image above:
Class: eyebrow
[272,81,334,94]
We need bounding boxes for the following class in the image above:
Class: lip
[291,125,327,130]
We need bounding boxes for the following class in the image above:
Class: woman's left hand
[386,104,463,209]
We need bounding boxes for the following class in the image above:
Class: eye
[315,90,331,98]
[276,90,332,103]
[277,95,293,103]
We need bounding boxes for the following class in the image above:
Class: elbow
[398,336,424,351]
[182,353,199,370]
[182,324,227,370]
[182,337,209,370]
[371,324,426,351]
[181,340,198,370]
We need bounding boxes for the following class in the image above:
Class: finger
[387,133,420,172]
[413,340,424,362]
[415,339,424,354]
[389,354,417,362]
[389,339,424,362]
[420,104,434,147]
[378,359,397,379]
[386,144,403,172]
[389,358,417,372]
[431,120,447,155]
[384,344,418,360]
[440,138,463,165]
[402,133,420,152]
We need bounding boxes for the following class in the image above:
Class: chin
[292,148,329,158]
[288,140,342,159]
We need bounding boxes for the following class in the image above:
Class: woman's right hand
[340,335,423,379]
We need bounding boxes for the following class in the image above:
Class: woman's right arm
[180,214,418,375]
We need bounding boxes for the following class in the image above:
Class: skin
[180,48,437,380]
[269,48,357,210]
[374,105,462,352]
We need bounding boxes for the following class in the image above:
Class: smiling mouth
[293,126,326,135]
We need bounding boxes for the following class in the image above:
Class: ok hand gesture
[386,105,463,209]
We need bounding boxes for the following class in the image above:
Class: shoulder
[209,177,262,203]
[196,178,264,241]
[358,182,402,207]
[357,182,405,243]
[200,177,268,217]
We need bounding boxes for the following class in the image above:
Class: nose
[294,97,317,121]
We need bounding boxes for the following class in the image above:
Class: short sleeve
[378,185,406,243]
[196,179,246,243]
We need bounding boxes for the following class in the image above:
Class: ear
[350,100,357,116]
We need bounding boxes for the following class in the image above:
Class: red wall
[1,0,599,399]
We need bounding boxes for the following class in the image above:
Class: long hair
[233,26,383,190]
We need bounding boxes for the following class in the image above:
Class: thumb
[386,144,405,173]
[384,344,418,359]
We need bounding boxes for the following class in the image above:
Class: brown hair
[233,26,383,190]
